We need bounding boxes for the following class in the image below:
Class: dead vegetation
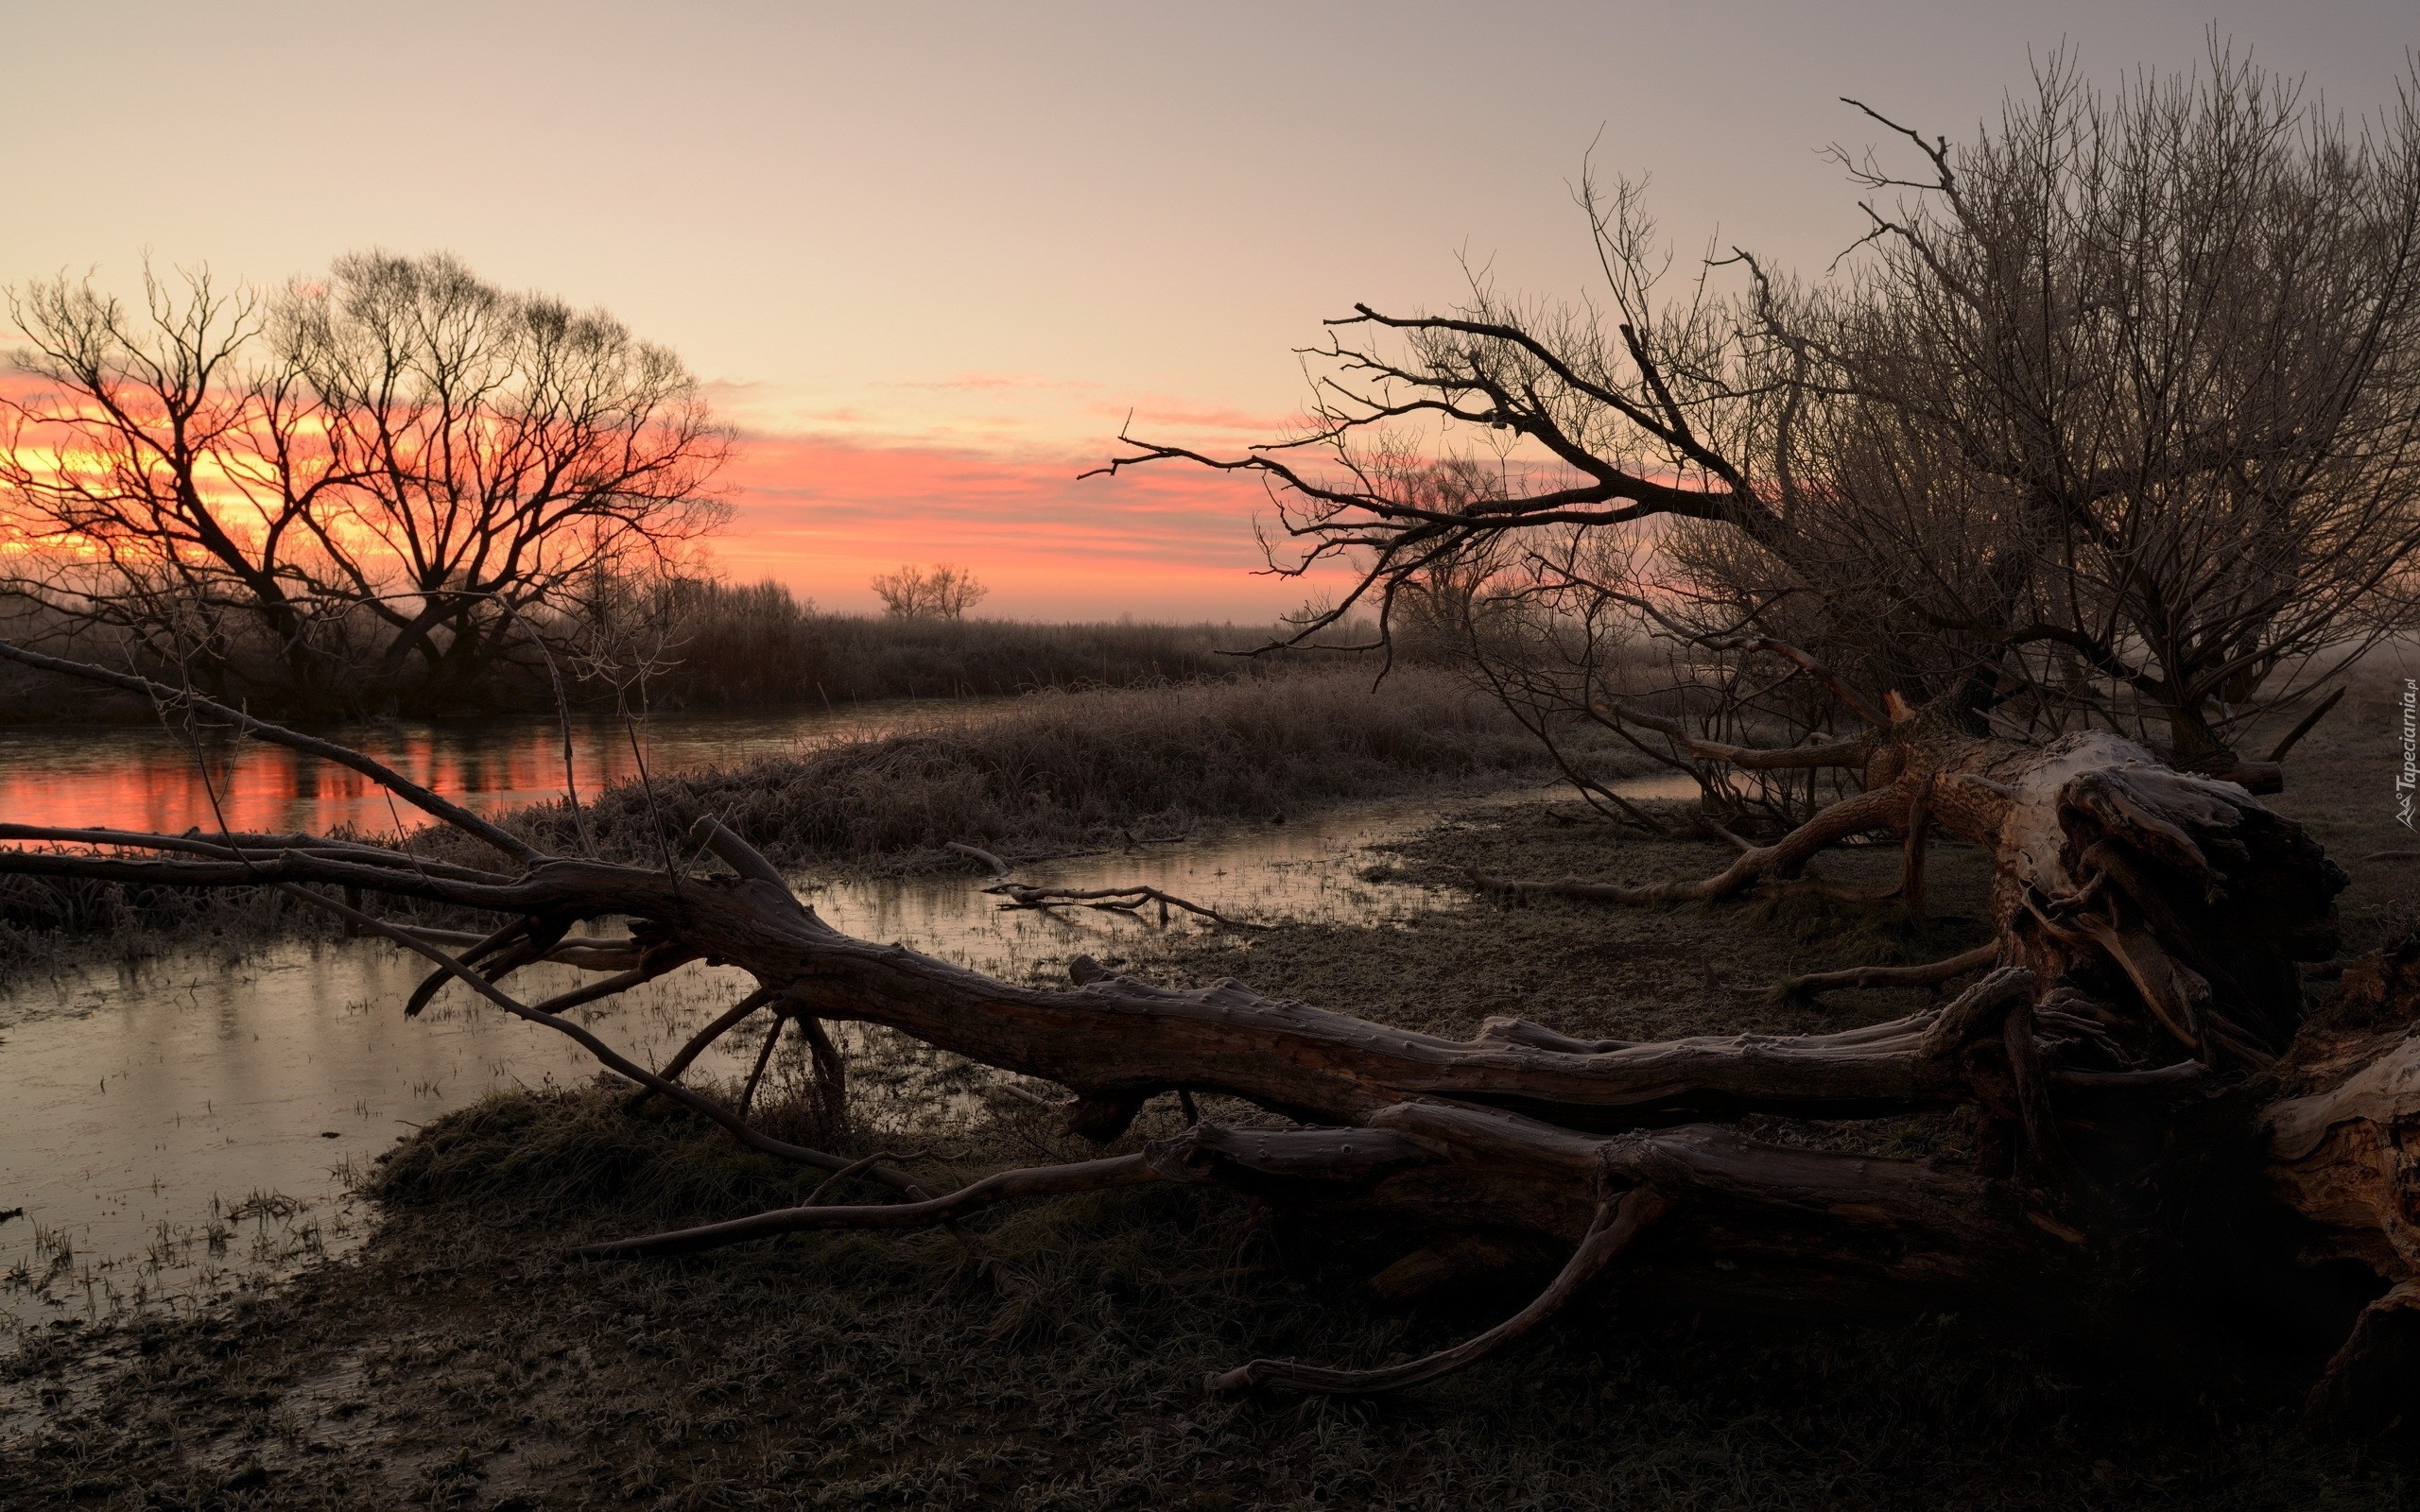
[0,665,1603,974]
[2,740,2414,1507]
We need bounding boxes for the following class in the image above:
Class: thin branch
[1208,1188,1669,1395]
[574,1153,1163,1259]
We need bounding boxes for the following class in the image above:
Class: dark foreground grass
[5,1075,2401,1512]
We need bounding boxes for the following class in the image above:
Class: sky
[5,1,2414,619]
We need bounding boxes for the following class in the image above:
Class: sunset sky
[7,1,2414,619]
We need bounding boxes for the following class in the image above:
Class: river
[0,709,1694,1332]
[0,702,985,837]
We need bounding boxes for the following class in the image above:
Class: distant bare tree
[0,253,732,712]
[871,563,988,620]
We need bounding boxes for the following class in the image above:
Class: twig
[631,986,781,1108]
[986,882,1265,930]
[737,1010,787,1120]
[574,1153,1163,1259]
[2267,686,2347,765]
[1770,943,1999,1004]
[946,841,1012,877]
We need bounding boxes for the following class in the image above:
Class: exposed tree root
[1207,1189,1671,1395]
[576,1154,1164,1259]
[1467,786,1905,904]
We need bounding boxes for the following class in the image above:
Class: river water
[0,711,1694,1333]
[0,702,978,837]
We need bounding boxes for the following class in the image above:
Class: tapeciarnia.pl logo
[2400,678,2418,830]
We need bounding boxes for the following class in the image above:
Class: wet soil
[5,674,2420,1510]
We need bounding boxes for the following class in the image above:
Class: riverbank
[520,664,1618,873]
[9,697,2420,1506]
[0,665,1621,974]
[8,671,2418,1508]
[0,594,1291,724]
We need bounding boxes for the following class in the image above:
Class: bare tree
[1063,57,2420,1410]
[871,562,989,619]
[0,266,357,703]
[1096,51,2420,794]
[281,253,730,705]
[1802,45,2420,769]
[0,253,732,712]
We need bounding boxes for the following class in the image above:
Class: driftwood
[945,838,1263,928]
[0,641,2405,1425]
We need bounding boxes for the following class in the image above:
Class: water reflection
[0,702,988,837]
[0,771,1701,1332]
[0,947,770,1328]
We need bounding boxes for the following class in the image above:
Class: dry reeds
[534,665,1614,868]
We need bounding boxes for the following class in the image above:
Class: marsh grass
[0,584,1318,721]
[529,665,1609,872]
[0,664,1602,973]
[643,584,1279,708]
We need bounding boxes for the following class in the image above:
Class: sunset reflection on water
[0,703,980,837]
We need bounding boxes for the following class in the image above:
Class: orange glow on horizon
[703,426,1353,622]
[0,367,1343,624]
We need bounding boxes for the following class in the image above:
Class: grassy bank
[533,665,1609,871]
[0,666,1615,969]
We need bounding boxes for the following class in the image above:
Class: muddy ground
[6,668,2420,1510]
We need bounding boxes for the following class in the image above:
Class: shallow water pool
[0,772,1698,1331]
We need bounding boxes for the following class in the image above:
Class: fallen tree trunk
[0,642,2396,1424]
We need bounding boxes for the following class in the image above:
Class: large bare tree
[1095,52,2420,809]
[281,252,730,706]
[1806,47,2420,769]
[0,254,731,713]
